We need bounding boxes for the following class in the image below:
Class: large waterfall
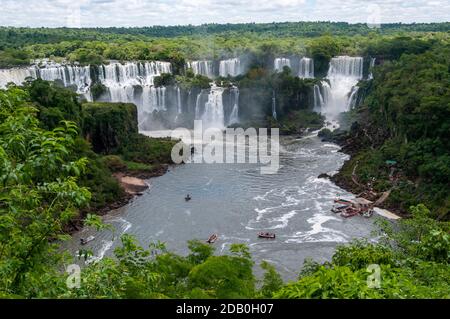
[98,61,171,104]
[0,68,35,87]
[200,84,225,129]
[298,57,314,78]
[187,61,214,78]
[1,55,369,130]
[0,63,92,100]
[274,58,291,72]
[317,56,363,119]
[0,61,172,110]
[219,58,241,77]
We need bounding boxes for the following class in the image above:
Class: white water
[0,60,172,114]
[347,86,359,110]
[201,84,225,129]
[195,91,202,119]
[187,60,214,78]
[98,61,171,106]
[0,63,92,100]
[177,86,182,114]
[228,86,240,125]
[141,86,167,113]
[319,56,363,119]
[368,57,376,80]
[313,84,324,113]
[0,68,35,87]
[298,57,314,79]
[274,58,291,72]
[219,58,241,77]
[272,90,277,120]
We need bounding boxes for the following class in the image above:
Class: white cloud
[0,0,448,27]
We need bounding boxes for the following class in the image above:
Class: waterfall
[320,56,363,119]
[0,60,172,110]
[219,58,241,77]
[0,63,92,100]
[272,90,277,120]
[195,91,203,119]
[177,87,182,114]
[201,85,225,129]
[298,57,314,78]
[347,86,359,109]
[187,61,214,78]
[368,57,376,80]
[141,86,167,113]
[228,87,239,125]
[98,61,171,91]
[0,68,35,88]
[313,84,324,112]
[35,64,92,93]
[274,58,291,72]
[97,61,171,125]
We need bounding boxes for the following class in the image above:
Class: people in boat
[80,236,95,245]
[207,234,218,243]
[185,194,192,201]
[258,232,276,238]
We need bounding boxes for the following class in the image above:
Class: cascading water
[313,84,324,112]
[97,61,171,127]
[187,61,214,78]
[36,64,92,93]
[177,87,182,114]
[0,68,35,88]
[228,87,239,125]
[219,58,241,77]
[195,91,204,119]
[274,58,291,72]
[140,86,167,124]
[272,90,277,120]
[201,85,225,129]
[0,62,92,100]
[0,60,172,113]
[298,57,314,78]
[98,61,171,100]
[347,86,359,109]
[319,56,363,119]
[368,57,376,80]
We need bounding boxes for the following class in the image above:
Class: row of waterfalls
[0,56,374,129]
[274,57,314,79]
[186,58,243,78]
[187,57,315,79]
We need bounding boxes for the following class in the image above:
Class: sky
[0,0,449,28]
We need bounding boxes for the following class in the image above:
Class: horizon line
[0,20,449,30]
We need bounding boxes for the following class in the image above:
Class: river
[66,130,374,281]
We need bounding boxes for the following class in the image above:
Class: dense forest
[0,22,448,68]
[326,40,450,219]
[0,22,449,298]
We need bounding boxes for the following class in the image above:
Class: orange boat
[340,207,360,218]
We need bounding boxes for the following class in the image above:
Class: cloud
[0,0,448,27]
